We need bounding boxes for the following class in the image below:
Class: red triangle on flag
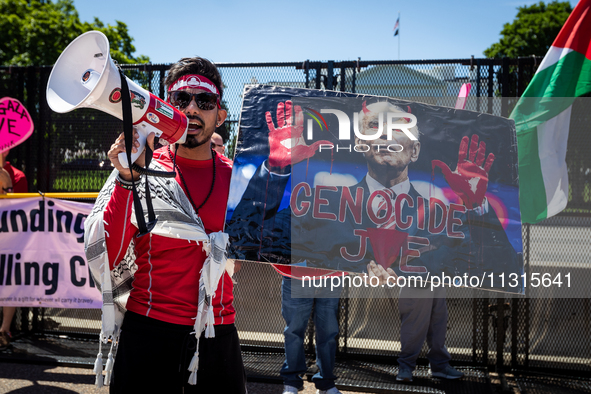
[552,0,591,60]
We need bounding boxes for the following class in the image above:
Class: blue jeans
[280,277,341,391]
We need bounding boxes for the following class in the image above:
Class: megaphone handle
[117,127,147,169]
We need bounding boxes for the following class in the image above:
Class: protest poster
[0,97,34,153]
[0,197,101,307]
[226,85,524,294]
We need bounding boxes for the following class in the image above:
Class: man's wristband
[115,176,138,191]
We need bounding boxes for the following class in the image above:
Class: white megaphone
[47,30,187,168]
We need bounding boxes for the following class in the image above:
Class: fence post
[482,294,489,366]
[473,295,478,364]
[487,61,494,114]
[26,67,46,192]
[352,61,358,94]
[511,297,519,368]
[517,57,525,97]
[39,68,50,191]
[501,57,510,117]
[147,63,153,93]
[496,300,506,370]
[304,60,310,89]
[476,59,481,113]
[315,63,322,89]
[479,59,494,368]
[19,307,30,333]
[337,288,349,357]
[159,65,166,99]
[327,61,334,90]
[523,222,531,368]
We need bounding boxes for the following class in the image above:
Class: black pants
[110,311,247,394]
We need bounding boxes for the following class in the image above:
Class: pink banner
[0,197,101,308]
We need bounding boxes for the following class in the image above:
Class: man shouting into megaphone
[84,57,246,393]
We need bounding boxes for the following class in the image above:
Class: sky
[73,0,578,65]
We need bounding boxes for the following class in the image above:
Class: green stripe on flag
[523,50,591,98]
[516,126,548,223]
[511,51,591,130]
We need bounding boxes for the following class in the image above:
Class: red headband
[168,74,219,95]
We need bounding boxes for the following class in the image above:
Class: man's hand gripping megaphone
[109,130,156,181]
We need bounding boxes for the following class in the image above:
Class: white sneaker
[283,385,300,394]
[316,388,342,394]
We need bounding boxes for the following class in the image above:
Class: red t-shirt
[103,148,235,326]
[3,161,28,193]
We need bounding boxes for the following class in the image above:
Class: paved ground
[3,360,591,393]
[0,363,368,394]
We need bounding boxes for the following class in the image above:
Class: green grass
[52,171,111,192]
[565,182,591,213]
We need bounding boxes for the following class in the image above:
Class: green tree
[484,1,572,58]
[0,0,149,66]
[0,0,150,192]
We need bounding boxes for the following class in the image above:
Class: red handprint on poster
[432,134,495,209]
[266,100,330,169]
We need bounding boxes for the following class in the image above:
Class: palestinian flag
[510,0,591,223]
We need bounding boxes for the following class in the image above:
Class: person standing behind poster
[0,149,28,350]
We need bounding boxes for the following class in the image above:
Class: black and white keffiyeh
[84,160,229,387]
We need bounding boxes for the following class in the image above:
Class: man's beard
[182,133,210,149]
[182,114,214,149]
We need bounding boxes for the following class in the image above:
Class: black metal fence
[1,57,590,376]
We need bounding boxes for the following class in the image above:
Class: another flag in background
[393,16,399,36]
[510,0,591,224]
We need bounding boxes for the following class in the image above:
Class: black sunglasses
[2,187,13,193]
[168,91,220,111]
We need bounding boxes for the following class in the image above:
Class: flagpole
[393,12,400,59]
